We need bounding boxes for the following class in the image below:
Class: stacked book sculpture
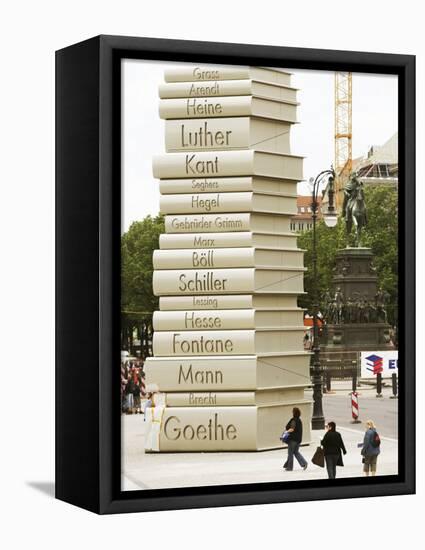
[145,66,312,451]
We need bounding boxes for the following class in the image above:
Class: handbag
[311,446,325,467]
[280,430,290,443]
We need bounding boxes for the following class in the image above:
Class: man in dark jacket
[321,421,347,479]
[283,407,308,471]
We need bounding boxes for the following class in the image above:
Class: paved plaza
[122,382,398,491]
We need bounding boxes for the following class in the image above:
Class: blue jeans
[325,454,338,479]
[284,440,307,470]
[126,394,134,410]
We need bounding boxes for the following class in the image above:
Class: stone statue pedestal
[321,247,394,364]
[332,247,377,298]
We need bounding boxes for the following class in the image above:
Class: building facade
[290,195,323,233]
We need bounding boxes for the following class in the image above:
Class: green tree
[121,214,164,313]
[297,185,398,325]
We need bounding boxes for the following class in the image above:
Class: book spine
[144,356,259,391]
[159,231,254,249]
[163,67,254,83]
[153,267,305,296]
[165,117,249,151]
[159,96,253,119]
[164,213,252,233]
[159,294,254,311]
[152,150,303,180]
[153,150,254,179]
[165,392,256,406]
[153,247,304,270]
[152,329,304,356]
[160,97,297,123]
[158,407,258,451]
[160,192,251,214]
[163,66,291,85]
[164,388,308,407]
[159,232,302,250]
[164,213,291,234]
[153,309,305,331]
[153,329,256,356]
[159,176,254,194]
[159,80,253,99]
[153,309,255,331]
[153,268,255,296]
[159,192,296,215]
[164,117,292,154]
[144,353,311,392]
[158,80,298,102]
[159,177,299,195]
[153,247,255,269]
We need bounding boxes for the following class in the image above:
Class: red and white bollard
[351,391,361,424]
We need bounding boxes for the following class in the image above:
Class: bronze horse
[345,183,367,247]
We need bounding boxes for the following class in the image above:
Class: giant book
[153,308,304,331]
[152,150,303,180]
[164,212,293,234]
[159,97,298,123]
[148,404,312,452]
[159,176,299,195]
[159,293,301,311]
[159,231,299,250]
[159,79,298,103]
[153,267,306,295]
[163,66,292,86]
[153,328,306,356]
[164,117,292,154]
[144,353,311,391]
[159,191,296,215]
[164,387,306,407]
[153,247,304,269]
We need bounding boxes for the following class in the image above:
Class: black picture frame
[56,35,415,514]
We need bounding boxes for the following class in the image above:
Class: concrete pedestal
[321,247,394,364]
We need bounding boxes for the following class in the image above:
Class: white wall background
[0,1,422,548]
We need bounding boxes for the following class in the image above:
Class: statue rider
[342,172,361,219]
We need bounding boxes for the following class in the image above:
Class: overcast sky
[122,60,397,233]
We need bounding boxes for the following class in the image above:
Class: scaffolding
[334,72,353,211]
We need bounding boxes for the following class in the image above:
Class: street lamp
[310,167,337,430]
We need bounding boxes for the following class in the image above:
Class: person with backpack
[320,421,347,479]
[283,407,308,471]
[360,419,381,476]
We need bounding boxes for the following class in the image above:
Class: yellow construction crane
[334,72,353,211]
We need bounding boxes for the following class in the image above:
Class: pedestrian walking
[120,362,128,413]
[133,367,142,414]
[321,421,347,479]
[125,366,136,414]
[283,407,308,471]
[360,419,381,476]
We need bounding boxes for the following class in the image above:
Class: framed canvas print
[56,35,415,514]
